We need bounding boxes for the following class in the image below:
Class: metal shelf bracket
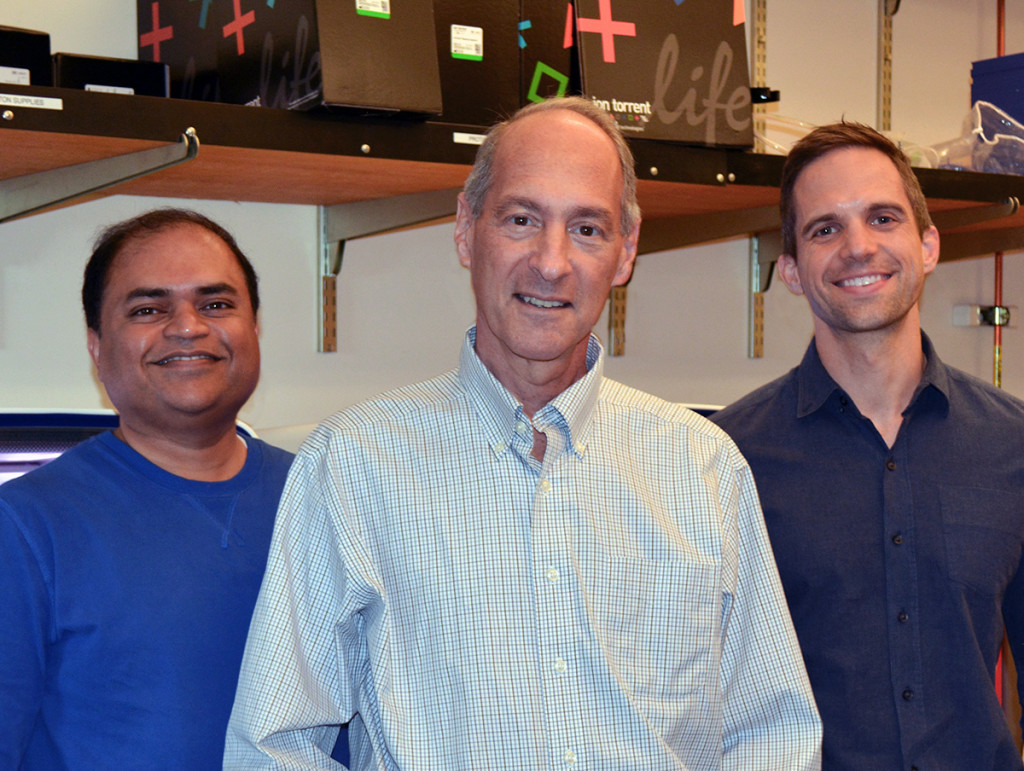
[317,187,461,352]
[0,127,199,224]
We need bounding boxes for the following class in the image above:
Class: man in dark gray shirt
[713,121,1024,770]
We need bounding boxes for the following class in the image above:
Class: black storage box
[53,53,169,96]
[573,0,753,146]
[0,26,52,87]
[137,0,443,114]
[517,0,753,147]
[432,0,521,127]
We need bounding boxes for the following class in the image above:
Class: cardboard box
[136,0,443,113]
[972,52,1024,126]
[433,0,520,127]
[572,0,753,146]
[0,26,52,87]
[519,0,579,106]
[53,53,169,97]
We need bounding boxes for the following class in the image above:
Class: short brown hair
[779,121,932,258]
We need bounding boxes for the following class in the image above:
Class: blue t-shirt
[712,333,1024,770]
[0,431,294,770]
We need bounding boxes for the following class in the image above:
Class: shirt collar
[458,326,604,459]
[795,330,950,418]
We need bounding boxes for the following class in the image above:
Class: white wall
[3,0,1024,442]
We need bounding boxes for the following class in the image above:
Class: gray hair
[462,96,641,236]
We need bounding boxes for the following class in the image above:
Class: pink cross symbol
[576,0,635,63]
[139,2,174,62]
[223,0,256,56]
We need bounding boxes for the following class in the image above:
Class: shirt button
[554,658,568,674]
[546,567,560,583]
[892,533,904,545]
[539,479,551,493]
[898,611,909,623]
[902,689,914,701]
[494,442,507,453]
[515,420,530,435]
[563,749,577,765]
[886,459,897,471]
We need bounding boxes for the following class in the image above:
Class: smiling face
[454,108,638,396]
[87,223,261,438]
[777,146,939,345]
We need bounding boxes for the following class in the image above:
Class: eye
[129,306,161,317]
[202,300,232,311]
[508,213,535,229]
[812,224,836,238]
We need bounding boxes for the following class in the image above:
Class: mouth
[153,353,223,366]
[517,294,568,309]
[835,273,891,288]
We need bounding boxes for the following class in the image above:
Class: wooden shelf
[3,84,1024,262]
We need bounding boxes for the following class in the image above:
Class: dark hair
[83,208,259,333]
[779,121,932,258]
[462,96,641,236]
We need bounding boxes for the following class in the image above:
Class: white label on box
[355,0,390,18]
[85,83,136,95]
[0,93,64,111]
[453,131,486,146]
[0,66,30,86]
[451,25,483,60]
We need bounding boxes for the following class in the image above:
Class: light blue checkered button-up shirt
[225,329,821,769]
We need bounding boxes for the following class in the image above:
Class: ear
[776,253,805,296]
[612,219,641,287]
[920,225,940,276]
[454,192,475,270]
[86,328,103,376]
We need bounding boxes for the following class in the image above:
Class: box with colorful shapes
[520,0,753,147]
[136,0,443,114]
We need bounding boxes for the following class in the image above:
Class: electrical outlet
[952,304,1017,328]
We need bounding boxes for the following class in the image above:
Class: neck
[813,317,925,447]
[115,419,248,481]
[475,339,590,420]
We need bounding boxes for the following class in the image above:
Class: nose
[164,303,209,339]
[529,227,573,282]
[841,221,878,261]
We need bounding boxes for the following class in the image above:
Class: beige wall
[3,0,1024,440]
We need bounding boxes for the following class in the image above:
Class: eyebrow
[492,196,542,219]
[800,201,909,238]
[123,283,240,302]
[493,197,616,227]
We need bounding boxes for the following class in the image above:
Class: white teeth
[159,354,213,364]
[838,274,887,288]
[521,295,566,308]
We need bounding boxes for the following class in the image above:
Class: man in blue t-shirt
[0,209,344,769]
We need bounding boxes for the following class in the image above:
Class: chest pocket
[581,556,719,704]
[941,484,1024,595]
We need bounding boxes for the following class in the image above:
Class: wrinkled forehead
[489,111,625,213]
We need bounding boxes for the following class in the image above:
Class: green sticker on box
[356,0,391,20]
[451,24,483,61]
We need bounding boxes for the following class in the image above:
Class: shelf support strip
[316,187,462,352]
